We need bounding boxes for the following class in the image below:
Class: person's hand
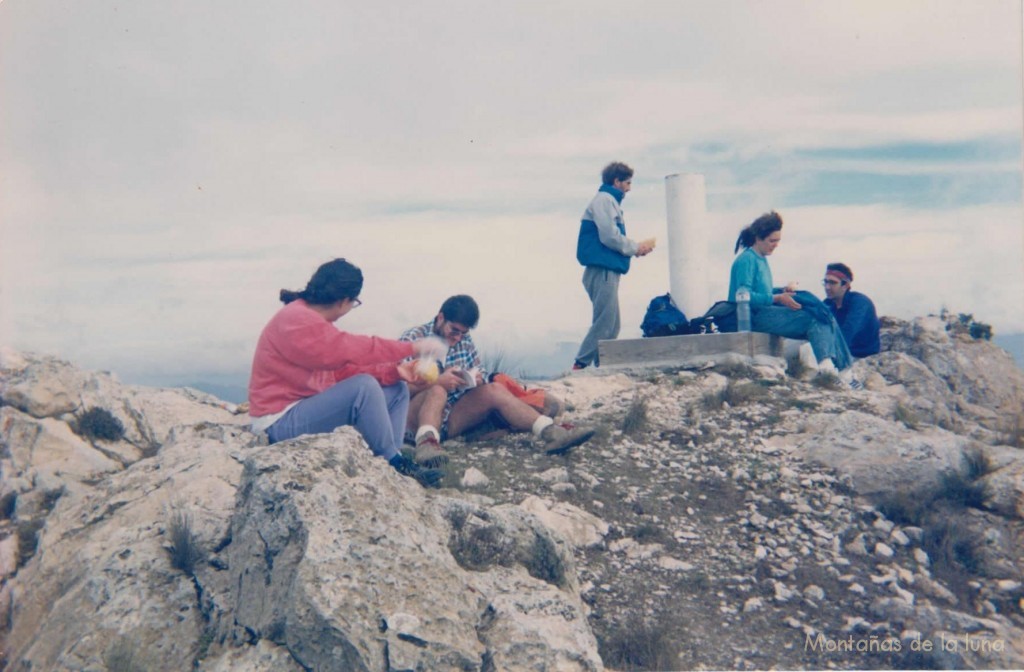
[436,369,463,393]
[775,292,802,310]
[473,369,485,386]
[413,335,447,360]
[396,360,419,383]
[784,281,799,293]
[636,239,656,257]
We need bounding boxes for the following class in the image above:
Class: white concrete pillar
[664,173,709,318]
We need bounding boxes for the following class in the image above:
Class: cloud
[1,0,1020,385]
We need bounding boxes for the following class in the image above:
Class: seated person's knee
[424,384,448,402]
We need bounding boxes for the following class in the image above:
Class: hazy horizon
[3,1,1022,389]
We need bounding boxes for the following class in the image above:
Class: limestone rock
[519,495,610,549]
[225,437,601,671]
[879,316,1024,430]
[0,355,84,417]
[461,466,490,488]
[980,459,1024,520]
[3,331,1024,671]
[791,410,978,499]
[1,406,123,483]
[3,422,255,670]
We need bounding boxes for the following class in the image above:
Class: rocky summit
[1,313,1022,671]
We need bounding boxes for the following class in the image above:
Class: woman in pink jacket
[248,258,446,487]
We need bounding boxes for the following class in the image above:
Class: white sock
[532,416,554,436]
[415,425,440,442]
[817,358,838,375]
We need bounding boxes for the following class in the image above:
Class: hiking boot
[389,454,445,488]
[539,423,596,455]
[414,435,448,468]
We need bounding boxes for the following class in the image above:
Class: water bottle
[735,286,751,333]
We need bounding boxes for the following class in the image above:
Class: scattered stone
[997,580,1022,593]
[774,582,795,603]
[658,557,694,572]
[804,585,825,601]
[845,534,868,556]
[890,529,910,546]
[536,467,570,484]
[460,467,490,488]
[874,542,895,560]
[743,597,763,613]
[873,518,895,534]
[551,482,577,495]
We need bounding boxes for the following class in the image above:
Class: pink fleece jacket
[248,300,415,417]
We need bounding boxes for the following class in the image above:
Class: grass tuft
[811,372,843,390]
[167,509,205,576]
[1002,412,1024,448]
[598,615,680,671]
[622,396,649,436]
[922,517,983,576]
[893,402,922,430]
[724,380,771,405]
[523,532,567,588]
[74,407,125,442]
[104,636,145,672]
[786,356,811,379]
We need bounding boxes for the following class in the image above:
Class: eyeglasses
[822,279,843,287]
[447,324,470,337]
[351,297,363,308]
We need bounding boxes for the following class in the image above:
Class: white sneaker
[837,367,863,390]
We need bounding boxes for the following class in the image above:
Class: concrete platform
[597,332,787,369]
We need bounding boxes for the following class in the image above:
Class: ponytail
[279,258,364,306]
[279,289,305,304]
[734,211,782,253]
[734,229,756,253]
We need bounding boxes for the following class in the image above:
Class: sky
[1,0,1022,387]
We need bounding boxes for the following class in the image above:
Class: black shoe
[389,454,445,488]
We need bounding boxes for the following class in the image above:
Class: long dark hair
[280,258,363,306]
[734,211,783,253]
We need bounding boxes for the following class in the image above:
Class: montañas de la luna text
[805,632,1005,654]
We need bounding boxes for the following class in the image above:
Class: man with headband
[822,263,880,358]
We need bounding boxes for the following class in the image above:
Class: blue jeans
[266,375,409,460]
[752,305,852,370]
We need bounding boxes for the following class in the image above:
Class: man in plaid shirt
[400,295,595,468]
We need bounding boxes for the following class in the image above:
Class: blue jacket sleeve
[842,293,880,355]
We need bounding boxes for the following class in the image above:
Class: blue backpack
[641,293,691,337]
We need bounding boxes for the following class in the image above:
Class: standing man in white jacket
[572,161,654,369]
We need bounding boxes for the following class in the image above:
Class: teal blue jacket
[728,247,776,306]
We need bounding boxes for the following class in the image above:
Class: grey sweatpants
[266,374,409,459]
[575,266,621,366]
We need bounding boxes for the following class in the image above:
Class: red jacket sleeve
[333,361,403,386]
[273,313,414,371]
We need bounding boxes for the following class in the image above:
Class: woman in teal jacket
[728,212,852,372]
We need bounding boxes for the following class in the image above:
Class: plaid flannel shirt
[399,321,485,406]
